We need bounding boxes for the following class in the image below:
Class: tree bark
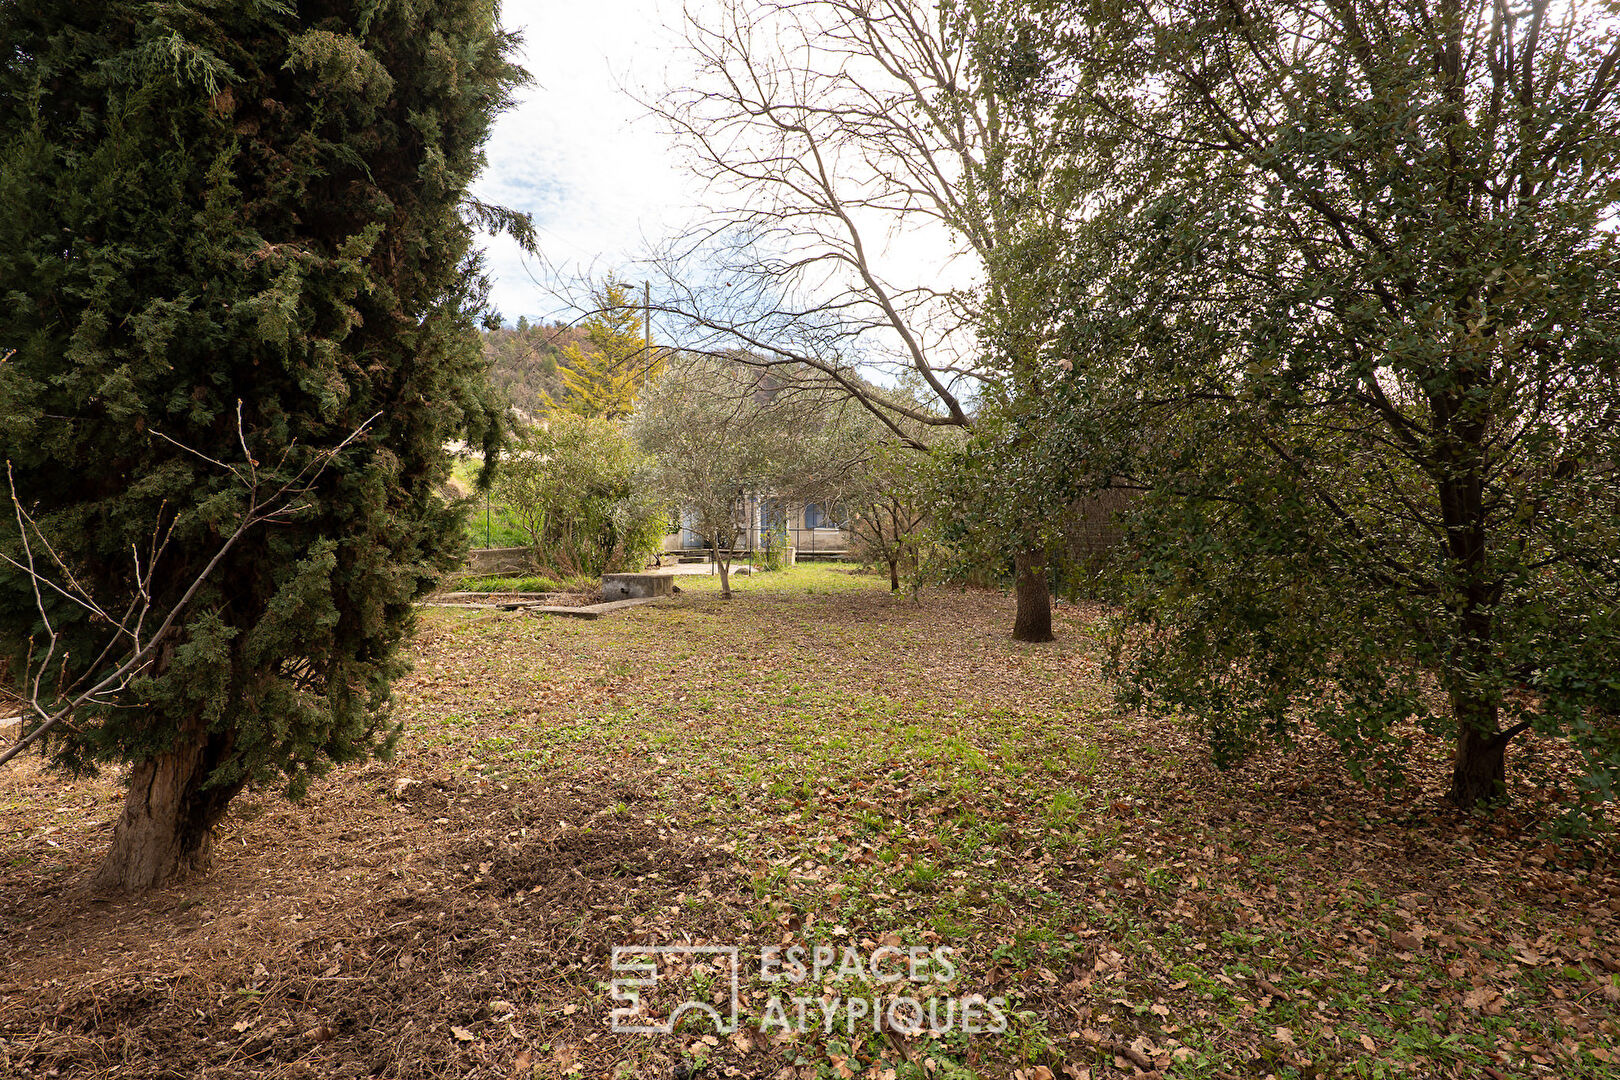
[1449,725,1507,809]
[92,722,243,893]
[712,535,732,598]
[1012,549,1054,642]
[1447,689,1521,810]
[1434,446,1507,809]
[886,506,904,592]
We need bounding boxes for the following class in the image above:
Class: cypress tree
[0,0,526,890]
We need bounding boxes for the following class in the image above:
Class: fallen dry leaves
[0,565,1614,1080]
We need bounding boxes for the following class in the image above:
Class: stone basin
[599,572,676,600]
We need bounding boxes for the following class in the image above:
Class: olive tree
[633,356,868,596]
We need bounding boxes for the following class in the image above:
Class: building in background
[660,495,851,560]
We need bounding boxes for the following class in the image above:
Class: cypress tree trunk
[1012,549,1054,642]
[93,722,243,893]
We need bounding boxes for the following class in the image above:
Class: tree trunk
[1012,549,1054,642]
[1449,726,1507,810]
[712,535,732,598]
[887,556,900,592]
[1447,690,1516,810]
[1430,356,1504,809]
[92,724,243,893]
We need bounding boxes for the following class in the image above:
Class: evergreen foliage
[493,413,666,577]
[547,280,658,420]
[0,0,526,888]
[1061,0,1620,811]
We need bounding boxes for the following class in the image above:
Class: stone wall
[465,546,533,575]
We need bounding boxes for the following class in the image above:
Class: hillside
[481,320,590,419]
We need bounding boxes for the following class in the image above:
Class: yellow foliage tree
[548,280,661,419]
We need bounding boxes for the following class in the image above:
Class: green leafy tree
[549,280,659,420]
[934,390,1100,640]
[1068,0,1620,810]
[493,413,665,577]
[0,0,525,889]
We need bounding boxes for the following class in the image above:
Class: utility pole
[643,280,652,392]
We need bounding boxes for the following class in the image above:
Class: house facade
[660,495,853,558]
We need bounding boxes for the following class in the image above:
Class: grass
[463,501,530,549]
[451,457,531,549]
[452,572,597,593]
[395,563,1620,1079]
[1,562,1615,1080]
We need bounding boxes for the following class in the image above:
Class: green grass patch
[398,562,1620,1080]
[452,572,595,593]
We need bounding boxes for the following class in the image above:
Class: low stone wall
[599,572,676,600]
[466,546,532,575]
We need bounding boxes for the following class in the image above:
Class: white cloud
[472,0,700,321]
[468,0,979,348]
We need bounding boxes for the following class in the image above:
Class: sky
[469,0,978,380]
[470,0,698,323]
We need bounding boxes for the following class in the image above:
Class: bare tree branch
[0,409,380,769]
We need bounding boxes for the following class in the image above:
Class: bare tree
[844,451,936,593]
[646,0,1088,637]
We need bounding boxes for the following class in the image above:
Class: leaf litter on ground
[0,563,1615,1079]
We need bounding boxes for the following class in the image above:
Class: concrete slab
[530,597,666,619]
[434,591,563,602]
[589,597,667,614]
[531,605,603,619]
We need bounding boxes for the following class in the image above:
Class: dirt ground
[1,565,1616,1080]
